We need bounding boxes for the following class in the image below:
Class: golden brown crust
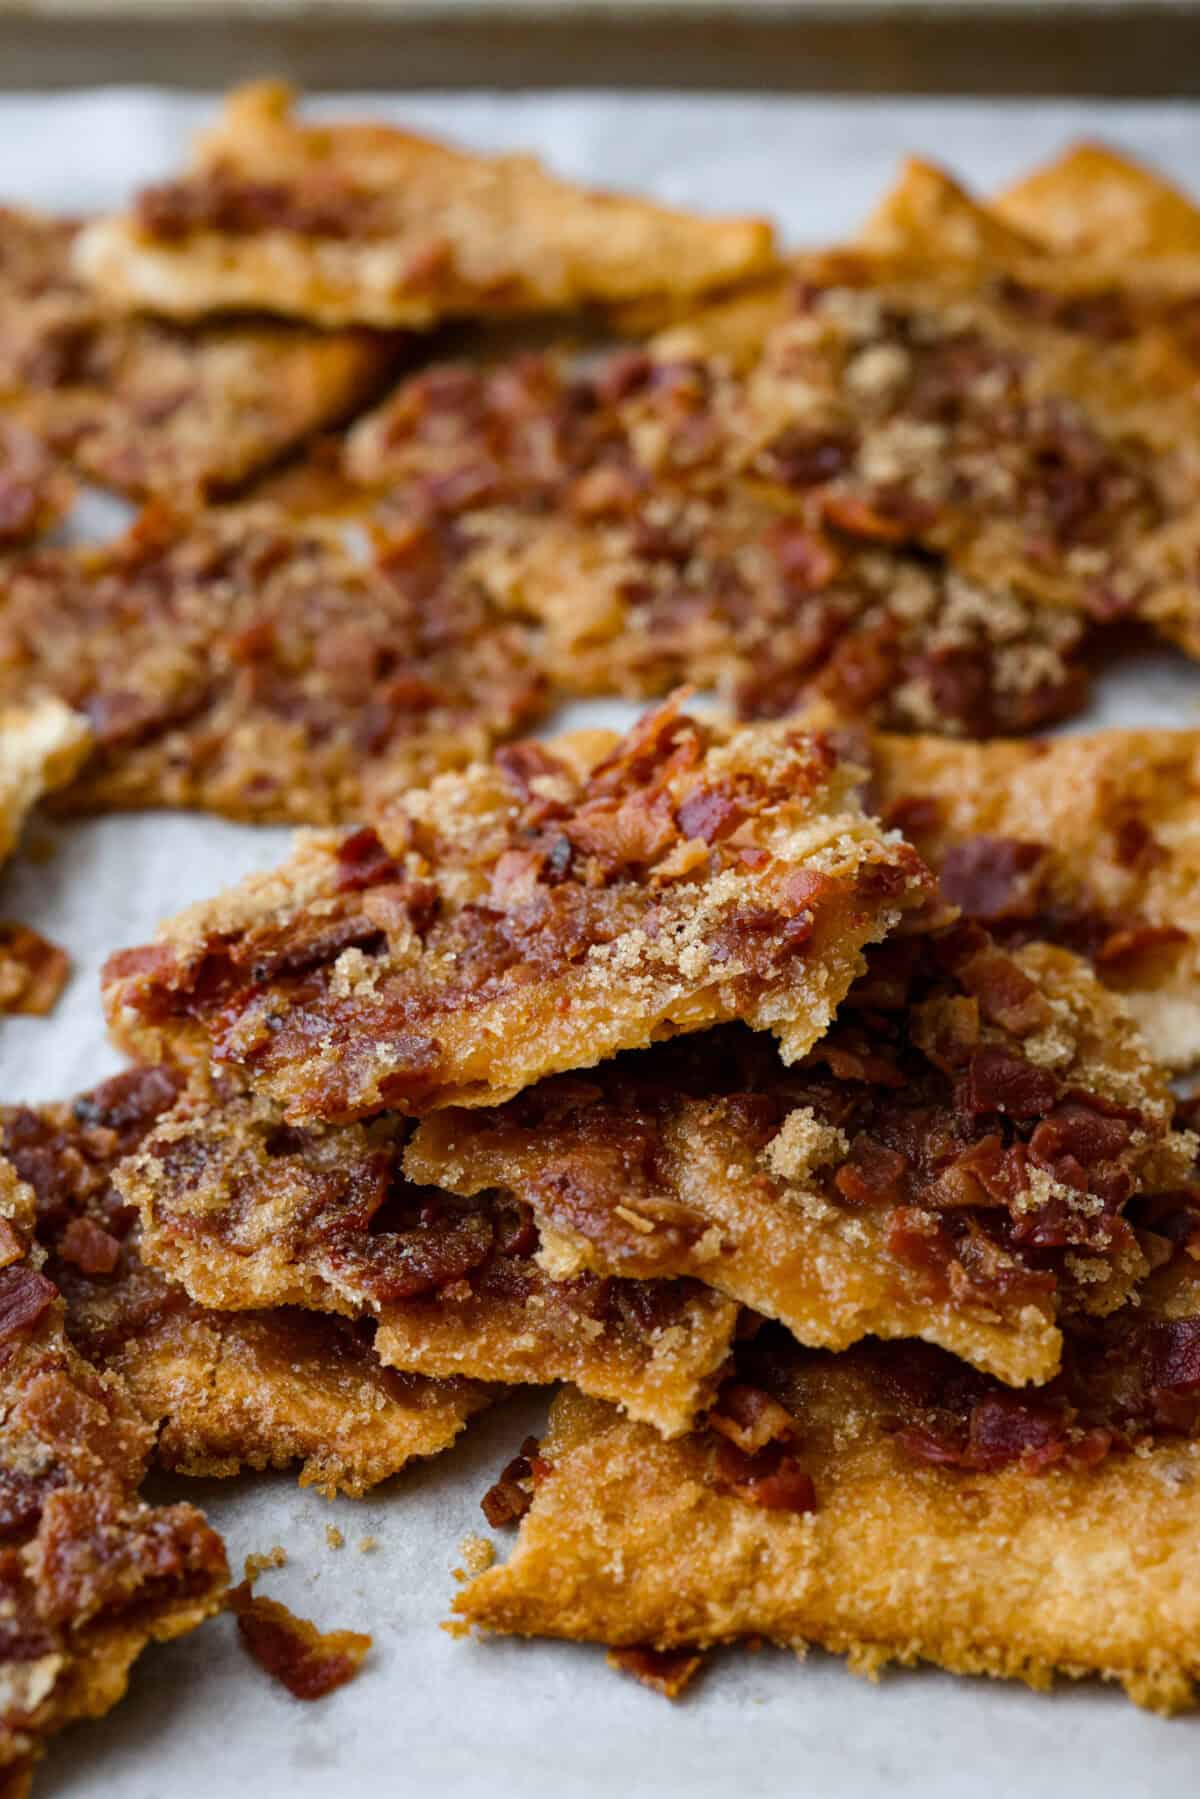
[869,727,1200,1072]
[77,81,776,331]
[0,204,395,502]
[119,1081,737,1438]
[0,506,545,826]
[0,1164,228,1792]
[455,1255,1200,1712]
[0,925,70,1018]
[102,702,933,1121]
[995,141,1200,262]
[2,1069,493,1498]
[410,934,1191,1385]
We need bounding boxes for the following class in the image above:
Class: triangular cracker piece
[103,701,933,1120]
[77,81,776,331]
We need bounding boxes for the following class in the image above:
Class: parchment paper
[3,88,1200,1799]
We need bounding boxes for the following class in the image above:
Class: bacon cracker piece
[995,141,1200,262]
[102,700,933,1121]
[346,345,1090,737]
[2,1069,495,1498]
[869,728,1200,1073]
[453,1240,1200,1714]
[0,694,90,866]
[0,505,544,826]
[737,247,1200,643]
[0,420,70,546]
[117,1082,738,1438]
[76,81,776,332]
[0,1162,228,1797]
[859,156,1046,267]
[229,1581,370,1700]
[0,203,394,503]
[410,930,1193,1386]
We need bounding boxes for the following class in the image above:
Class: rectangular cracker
[2,1068,494,1498]
[76,81,776,331]
[453,1246,1200,1714]
[0,1162,228,1797]
[868,727,1200,1072]
[102,700,933,1121]
[409,933,1192,1387]
[0,203,395,502]
[347,347,1088,737]
[0,505,545,826]
[116,1081,738,1440]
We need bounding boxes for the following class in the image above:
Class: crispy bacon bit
[0,1261,58,1344]
[880,793,943,841]
[676,784,746,845]
[707,1382,795,1454]
[480,1436,552,1528]
[607,1644,707,1700]
[962,1047,1058,1119]
[956,948,1051,1037]
[1144,1319,1200,1396]
[834,1136,909,1207]
[57,1215,121,1277]
[334,827,400,894]
[229,1581,371,1700]
[711,1437,816,1513]
[939,838,1047,922]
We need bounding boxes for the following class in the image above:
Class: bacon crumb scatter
[228,1581,371,1700]
[480,1436,552,1528]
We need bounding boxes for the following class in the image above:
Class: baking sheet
[4,88,1200,1799]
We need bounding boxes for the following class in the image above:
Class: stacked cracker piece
[6,86,1200,1794]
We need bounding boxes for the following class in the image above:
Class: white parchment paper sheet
[2,88,1200,1799]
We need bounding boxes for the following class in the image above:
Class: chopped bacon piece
[939,838,1047,921]
[0,1261,58,1343]
[707,1382,795,1454]
[607,1644,707,1699]
[712,1438,816,1512]
[229,1581,371,1700]
[962,1047,1058,1119]
[480,1436,552,1528]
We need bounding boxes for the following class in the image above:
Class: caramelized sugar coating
[870,728,1200,1072]
[0,204,394,503]
[0,695,90,866]
[0,506,545,825]
[454,1235,1200,1713]
[118,1082,737,1438]
[410,931,1193,1386]
[2,1068,493,1497]
[0,1164,227,1795]
[103,701,933,1120]
[77,81,776,331]
[0,420,71,546]
[347,347,1089,736]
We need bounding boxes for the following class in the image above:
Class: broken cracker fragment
[102,696,933,1120]
[0,922,70,1016]
[0,694,91,867]
[77,80,776,331]
[606,1644,708,1700]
